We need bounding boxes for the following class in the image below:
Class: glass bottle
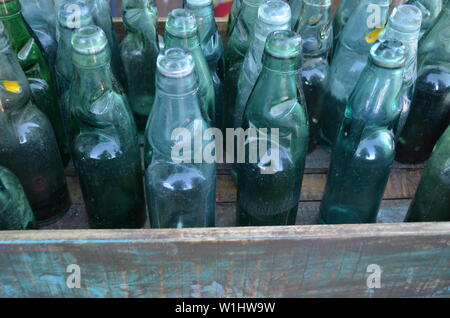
[0,166,36,230]
[224,0,264,132]
[290,0,302,30]
[320,0,391,150]
[120,0,159,131]
[333,0,359,48]
[295,0,333,152]
[237,30,309,226]
[69,26,145,229]
[185,0,225,130]
[0,0,70,166]
[226,0,241,36]
[396,2,450,164]
[164,9,216,127]
[319,40,406,224]
[56,0,93,141]
[406,0,442,39]
[379,5,422,139]
[405,125,450,222]
[19,0,57,66]
[234,0,291,132]
[144,47,216,228]
[0,24,70,225]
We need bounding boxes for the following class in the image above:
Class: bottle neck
[0,3,32,50]
[72,56,114,96]
[164,32,201,52]
[262,54,300,75]
[186,4,216,46]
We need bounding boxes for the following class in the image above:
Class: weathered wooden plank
[0,223,449,297]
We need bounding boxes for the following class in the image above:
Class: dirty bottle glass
[224,0,264,131]
[19,0,57,65]
[164,9,216,127]
[237,30,309,226]
[0,0,70,166]
[56,0,93,140]
[295,0,333,152]
[144,48,216,228]
[406,0,442,39]
[319,40,406,224]
[320,0,391,150]
[185,0,225,130]
[234,0,291,133]
[405,125,450,222]
[396,2,450,164]
[121,0,159,131]
[332,0,359,48]
[69,26,146,229]
[290,0,302,30]
[379,5,422,139]
[0,166,36,230]
[0,24,71,225]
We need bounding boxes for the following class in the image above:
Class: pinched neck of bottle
[262,30,302,74]
[164,32,201,51]
[0,0,21,17]
[185,2,216,41]
[383,5,422,41]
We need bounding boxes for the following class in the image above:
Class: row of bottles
[0,0,449,230]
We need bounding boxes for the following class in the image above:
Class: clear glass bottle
[164,9,216,127]
[185,0,225,130]
[290,0,302,30]
[406,0,442,39]
[379,5,422,139]
[237,30,309,226]
[0,0,70,166]
[69,26,145,229]
[121,0,159,131]
[0,166,36,230]
[295,0,333,152]
[319,40,406,224]
[0,24,71,225]
[405,125,450,222]
[397,2,450,164]
[320,0,391,150]
[56,0,93,141]
[144,48,216,228]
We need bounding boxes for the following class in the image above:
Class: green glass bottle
[0,166,36,230]
[145,47,216,228]
[320,0,391,150]
[295,0,333,152]
[319,40,406,224]
[69,26,145,229]
[406,0,442,39]
[164,9,216,127]
[333,0,358,48]
[290,0,302,30]
[234,0,291,131]
[379,5,422,139]
[396,2,450,164]
[226,0,241,36]
[56,0,93,141]
[0,24,70,225]
[224,0,264,132]
[185,0,225,130]
[19,0,57,65]
[405,125,450,222]
[237,30,309,226]
[0,0,70,166]
[120,0,159,131]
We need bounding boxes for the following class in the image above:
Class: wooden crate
[0,19,448,298]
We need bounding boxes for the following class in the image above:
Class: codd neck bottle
[56,0,93,140]
[405,125,450,222]
[396,2,450,164]
[69,26,145,229]
[226,0,241,36]
[121,0,159,131]
[234,0,291,131]
[0,0,70,166]
[380,5,422,139]
[406,0,442,39]
[164,9,216,127]
[290,0,302,30]
[224,0,264,132]
[145,47,216,228]
[19,0,57,66]
[0,24,70,225]
[237,30,309,226]
[320,0,391,150]
[185,0,225,131]
[295,0,332,152]
[319,40,406,224]
[333,0,359,48]
[0,166,36,230]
